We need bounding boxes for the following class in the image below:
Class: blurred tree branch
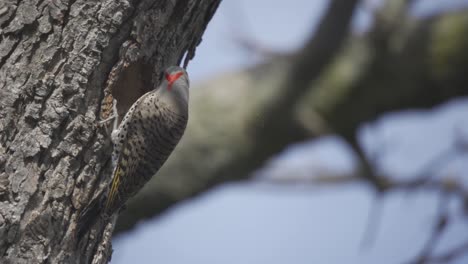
[117,1,468,234]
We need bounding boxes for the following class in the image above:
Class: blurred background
[111,1,468,263]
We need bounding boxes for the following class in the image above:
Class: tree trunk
[0,0,219,263]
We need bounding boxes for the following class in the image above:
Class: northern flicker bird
[77,66,189,239]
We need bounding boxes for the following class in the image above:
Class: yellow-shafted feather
[106,165,122,210]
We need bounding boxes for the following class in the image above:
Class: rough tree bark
[0,0,219,263]
[116,1,468,233]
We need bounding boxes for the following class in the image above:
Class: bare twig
[224,1,285,58]
[425,240,468,264]
[360,195,384,249]
[262,170,359,186]
[346,135,390,191]
[405,194,449,264]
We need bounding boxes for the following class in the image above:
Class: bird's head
[163,66,190,103]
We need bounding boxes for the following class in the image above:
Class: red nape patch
[165,71,184,90]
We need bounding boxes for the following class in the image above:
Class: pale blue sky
[112,1,468,263]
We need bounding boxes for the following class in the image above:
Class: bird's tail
[76,195,105,241]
